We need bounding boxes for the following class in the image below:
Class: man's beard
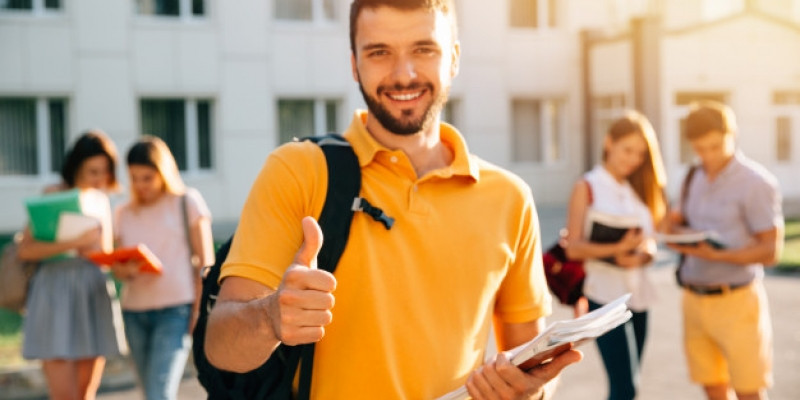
[357,78,448,136]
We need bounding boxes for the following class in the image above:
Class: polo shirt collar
[343,110,479,181]
[710,150,744,181]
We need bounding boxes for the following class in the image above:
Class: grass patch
[0,309,24,367]
[778,219,800,271]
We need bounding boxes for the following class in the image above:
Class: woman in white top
[112,136,214,400]
[563,110,667,400]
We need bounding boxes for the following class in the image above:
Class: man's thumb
[294,216,323,269]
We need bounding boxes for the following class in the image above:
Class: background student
[112,136,214,400]
[562,111,667,400]
[667,100,782,400]
[18,130,127,400]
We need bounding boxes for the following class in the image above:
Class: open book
[87,245,163,274]
[437,294,633,400]
[655,231,725,249]
[585,210,641,265]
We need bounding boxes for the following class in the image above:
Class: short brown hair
[685,100,737,140]
[349,0,458,56]
[60,129,119,190]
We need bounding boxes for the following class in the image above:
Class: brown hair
[60,129,119,190]
[685,100,737,140]
[126,135,185,204]
[604,110,668,225]
[349,0,458,56]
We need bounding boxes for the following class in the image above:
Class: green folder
[24,189,83,242]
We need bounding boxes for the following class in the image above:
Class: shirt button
[390,156,398,163]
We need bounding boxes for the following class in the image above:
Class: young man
[669,101,783,400]
[204,0,581,399]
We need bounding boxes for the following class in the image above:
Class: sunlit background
[1,1,799,399]
[0,0,799,232]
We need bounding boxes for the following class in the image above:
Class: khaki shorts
[682,280,773,392]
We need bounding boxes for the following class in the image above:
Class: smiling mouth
[387,91,424,101]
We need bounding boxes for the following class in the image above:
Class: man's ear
[450,41,461,78]
[351,52,359,82]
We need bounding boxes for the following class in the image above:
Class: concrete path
[3,205,798,399]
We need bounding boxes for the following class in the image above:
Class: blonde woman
[112,136,214,400]
[562,111,667,400]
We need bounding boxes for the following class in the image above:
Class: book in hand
[437,294,633,400]
[87,245,163,274]
[25,188,108,242]
[584,210,641,265]
[656,231,725,249]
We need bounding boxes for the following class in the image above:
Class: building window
[511,99,564,164]
[0,0,62,13]
[776,117,792,162]
[135,0,205,18]
[0,98,67,177]
[277,99,339,145]
[674,92,728,164]
[140,98,213,172]
[274,0,336,22]
[774,91,800,163]
[509,0,557,29]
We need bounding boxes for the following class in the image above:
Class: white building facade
[0,0,798,233]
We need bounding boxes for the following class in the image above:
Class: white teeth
[390,92,422,101]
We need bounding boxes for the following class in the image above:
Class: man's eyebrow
[361,43,389,52]
[413,39,440,47]
[360,40,441,52]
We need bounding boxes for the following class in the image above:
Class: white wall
[661,15,800,199]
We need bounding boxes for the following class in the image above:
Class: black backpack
[192,134,393,400]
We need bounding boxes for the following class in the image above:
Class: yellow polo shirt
[221,111,552,399]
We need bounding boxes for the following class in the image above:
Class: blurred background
[0,0,798,398]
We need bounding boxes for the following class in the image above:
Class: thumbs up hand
[267,216,337,346]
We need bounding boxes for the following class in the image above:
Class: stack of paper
[437,294,633,400]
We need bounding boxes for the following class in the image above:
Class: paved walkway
[3,205,799,399]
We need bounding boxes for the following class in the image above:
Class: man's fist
[268,217,337,345]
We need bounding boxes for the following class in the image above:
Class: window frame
[510,97,566,166]
[133,0,208,22]
[272,0,339,26]
[508,0,558,31]
[275,97,342,146]
[138,96,215,174]
[0,96,68,183]
[773,91,800,164]
[0,0,65,18]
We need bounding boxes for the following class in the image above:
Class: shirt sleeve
[220,142,328,290]
[185,188,212,226]
[493,189,553,324]
[744,175,783,234]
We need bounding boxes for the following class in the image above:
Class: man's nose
[392,55,417,83]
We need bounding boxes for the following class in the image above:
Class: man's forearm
[716,241,779,266]
[205,297,281,373]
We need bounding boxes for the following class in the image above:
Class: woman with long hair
[111,136,214,400]
[18,130,127,399]
[562,110,667,400]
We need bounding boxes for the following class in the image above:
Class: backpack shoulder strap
[295,133,361,400]
[303,133,361,273]
[680,165,699,224]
